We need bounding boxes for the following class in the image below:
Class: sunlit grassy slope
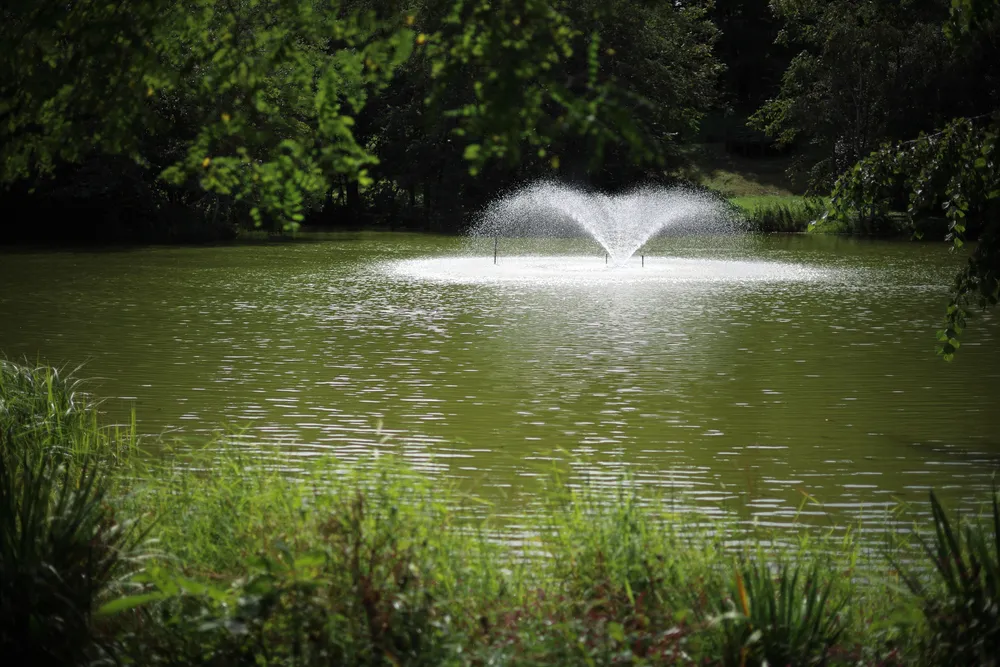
[675,143,807,198]
[670,144,833,232]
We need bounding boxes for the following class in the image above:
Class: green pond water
[1,232,997,521]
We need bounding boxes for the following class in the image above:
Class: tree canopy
[0,0,720,233]
[820,0,1000,359]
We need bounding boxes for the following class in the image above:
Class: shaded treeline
[0,0,718,242]
[1,0,998,242]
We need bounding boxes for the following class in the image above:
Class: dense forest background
[1,0,997,246]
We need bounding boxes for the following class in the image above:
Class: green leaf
[463,144,482,161]
[97,592,170,616]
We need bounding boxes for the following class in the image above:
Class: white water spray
[468,182,742,266]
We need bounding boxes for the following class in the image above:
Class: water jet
[468,181,741,266]
[386,181,829,285]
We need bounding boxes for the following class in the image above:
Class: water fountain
[383,181,832,285]
[468,181,741,266]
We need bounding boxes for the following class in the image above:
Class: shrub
[715,560,847,667]
[0,437,136,665]
[0,359,140,665]
[898,490,1000,666]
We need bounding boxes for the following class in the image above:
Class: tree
[560,0,722,187]
[1,0,672,235]
[325,0,722,231]
[825,2,1000,359]
[1,0,415,232]
[711,0,790,112]
[750,0,993,190]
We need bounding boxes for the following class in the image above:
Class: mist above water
[467,181,743,266]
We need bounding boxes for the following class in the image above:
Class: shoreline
[3,359,997,665]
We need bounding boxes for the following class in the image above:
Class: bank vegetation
[2,359,999,666]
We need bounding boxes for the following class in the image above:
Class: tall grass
[730,196,828,233]
[897,490,1000,666]
[0,359,135,463]
[0,359,141,665]
[729,196,917,236]
[3,360,999,665]
[107,444,916,665]
[108,448,517,665]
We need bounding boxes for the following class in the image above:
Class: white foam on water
[382,255,833,286]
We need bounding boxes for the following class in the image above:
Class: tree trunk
[346,179,361,227]
[423,180,431,231]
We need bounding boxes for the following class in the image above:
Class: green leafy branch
[826,116,999,359]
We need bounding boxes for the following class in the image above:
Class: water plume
[468,181,742,266]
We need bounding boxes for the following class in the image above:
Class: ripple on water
[0,234,997,526]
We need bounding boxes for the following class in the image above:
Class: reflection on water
[0,233,997,524]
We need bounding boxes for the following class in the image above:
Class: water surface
[1,233,997,521]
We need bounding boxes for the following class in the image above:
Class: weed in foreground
[0,435,141,664]
[897,490,1000,666]
[714,560,847,667]
[0,359,142,665]
[4,360,1000,666]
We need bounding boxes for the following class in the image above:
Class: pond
[1,232,997,521]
